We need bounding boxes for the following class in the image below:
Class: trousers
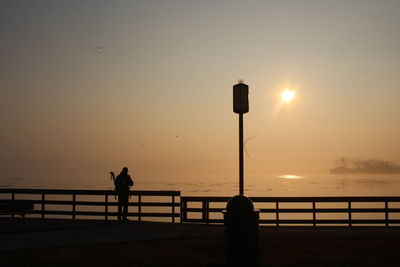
[117,194,129,220]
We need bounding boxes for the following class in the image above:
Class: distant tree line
[334,157,400,171]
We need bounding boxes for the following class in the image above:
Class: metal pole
[239,113,244,195]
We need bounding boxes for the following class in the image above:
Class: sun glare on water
[278,175,303,179]
[281,89,296,103]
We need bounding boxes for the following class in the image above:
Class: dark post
[72,194,76,220]
[348,201,352,227]
[225,81,259,266]
[239,113,244,195]
[224,195,259,266]
[105,194,109,220]
[172,195,175,223]
[312,201,316,227]
[11,192,15,218]
[276,201,280,226]
[385,201,389,227]
[233,81,249,195]
[138,195,142,221]
[41,193,45,219]
[182,199,187,222]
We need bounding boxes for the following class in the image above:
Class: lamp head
[233,81,249,114]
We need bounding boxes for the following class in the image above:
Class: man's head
[122,167,128,174]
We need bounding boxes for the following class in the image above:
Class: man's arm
[128,176,134,186]
[115,176,122,189]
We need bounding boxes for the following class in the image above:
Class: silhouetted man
[114,167,134,221]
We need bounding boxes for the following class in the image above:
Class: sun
[281,89,296,103]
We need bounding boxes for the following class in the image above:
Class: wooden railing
[181,196,400,226]
[2,189,400,226]
[0,188,180,223]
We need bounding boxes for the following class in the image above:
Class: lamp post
[224,81,259,266]
[233,81,249,195]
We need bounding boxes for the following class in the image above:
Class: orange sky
[1,1,400,180]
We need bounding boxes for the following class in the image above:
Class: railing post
[312,201,316,227]
[202,200,209,224]
[11,192,15,218]
[185,199,188,223]
[206,201,209,224]
[72,194,76,219]
[105,194,109,221]
[172,195,175,223]
[348,201,352,227]
[181,198,187,223]
[41,193,45,219]
[385,201,389,227]
[138,195,142,221]
[276,201,279,226]
[179,198,183,223]
[202,201,206,223]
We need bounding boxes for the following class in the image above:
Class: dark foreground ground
[2,235,400,266]
[1,219,400,266]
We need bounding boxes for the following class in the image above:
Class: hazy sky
[1,0,400,180]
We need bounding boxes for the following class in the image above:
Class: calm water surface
[1,173,399,197]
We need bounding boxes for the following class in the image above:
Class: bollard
[224,195,260,266]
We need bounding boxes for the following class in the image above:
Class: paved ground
[0,218,222,250]
[1,218,400,251]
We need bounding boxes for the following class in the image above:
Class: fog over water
[2,173,399,197]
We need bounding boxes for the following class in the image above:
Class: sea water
[1,173,399,197]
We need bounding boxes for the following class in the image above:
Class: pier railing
[181,196,400,226]
[2,189,400,226]
[0,188,180,223]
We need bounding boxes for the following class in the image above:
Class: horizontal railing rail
[0,188,180,222]
[2,188,400,226]
[181,196,400,226]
